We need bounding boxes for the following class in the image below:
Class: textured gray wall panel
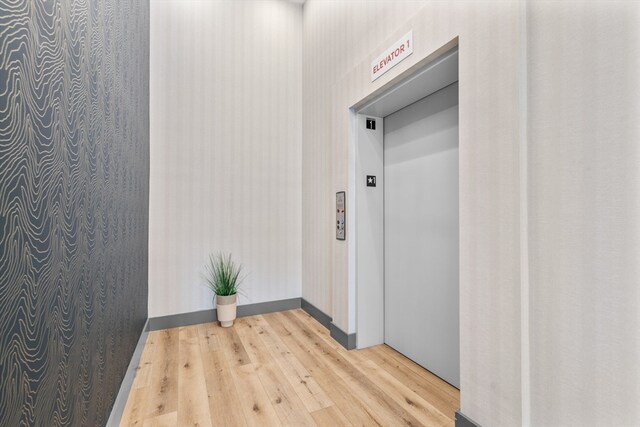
[0,0,149,425]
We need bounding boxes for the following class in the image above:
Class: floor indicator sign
[366,118,376,130]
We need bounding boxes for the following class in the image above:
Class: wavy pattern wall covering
[0,0,149,425]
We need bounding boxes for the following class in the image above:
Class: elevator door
[384,82,459,388]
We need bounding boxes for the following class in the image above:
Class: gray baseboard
[106,319,149,427]
[301,298,332,329]
[455,410,482,427]
[147,297,302,331]
[301,298,356,350]
[330,322,357,350]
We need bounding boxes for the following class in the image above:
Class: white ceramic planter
[216,294,237,327]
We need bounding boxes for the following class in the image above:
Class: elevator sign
[371,31,413,82]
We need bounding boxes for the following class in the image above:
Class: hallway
[121,310,459,426]
[3,1,640,425]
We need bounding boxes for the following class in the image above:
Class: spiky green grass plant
[204,253,243,297]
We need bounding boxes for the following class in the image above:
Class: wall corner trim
[330,322,357,350]
[301,298,356,350]
[301,298,332,329]
[106,320,149,427]
[455,410,483,427]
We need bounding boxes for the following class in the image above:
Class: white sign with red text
[371,31,413,82]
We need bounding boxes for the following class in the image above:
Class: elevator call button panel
[336,191,346,240]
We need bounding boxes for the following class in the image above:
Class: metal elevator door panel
[383,82,459,388]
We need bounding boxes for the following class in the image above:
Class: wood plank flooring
[120,309,459,427]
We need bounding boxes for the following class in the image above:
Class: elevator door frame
[348,40,459,350]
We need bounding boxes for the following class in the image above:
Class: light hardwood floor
[120,309,459,427]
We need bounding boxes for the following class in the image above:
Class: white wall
[149,0,302,317]
[146,1,640,425]
[303,2,524,426]
[528,1,640,426]
[303,1,640,427]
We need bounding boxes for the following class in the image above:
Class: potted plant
[205,253,243,327]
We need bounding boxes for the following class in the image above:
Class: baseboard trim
[147,297,302,331]
[301,298,332,329]
[455,410,483,427]
[106,319,149,427]
[300,298,357,350]
[330,322,357,350]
